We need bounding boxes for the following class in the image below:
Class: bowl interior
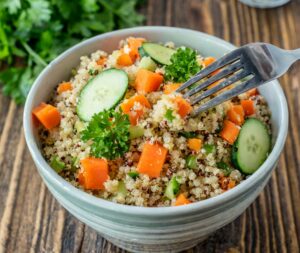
[24,27,288,214]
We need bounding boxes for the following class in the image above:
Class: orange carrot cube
[32,103,61,130]
[220,120,240,144]
[137,142,168,178]
[79,157,109,190]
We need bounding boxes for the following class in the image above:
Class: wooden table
[0,0,299,252]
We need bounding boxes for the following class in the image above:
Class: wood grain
[0,0,299,252]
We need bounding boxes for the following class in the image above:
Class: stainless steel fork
[176,43,300,116]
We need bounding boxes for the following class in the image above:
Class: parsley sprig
[0,0,145,104]
[81,109,130,160]
[165,47,201,83]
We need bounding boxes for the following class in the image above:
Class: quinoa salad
[33,37,272,207]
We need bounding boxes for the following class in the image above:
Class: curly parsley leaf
[0,0,145,104]
[81,109,130,160]
[165,47,201,83]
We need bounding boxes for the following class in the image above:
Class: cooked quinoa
[37,38,271,207]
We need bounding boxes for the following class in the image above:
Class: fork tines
[176,48,259,116]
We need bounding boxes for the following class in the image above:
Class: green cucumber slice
[185,155,197,169]
[142,43,176,65]
[50,156,65,173]
[129,126,144,139]
[232,118,271,174]
[77,69,128,121]
[138,56,157,71]
[165,176,180,200]
[138,46,148,58]
[116,180,127,198]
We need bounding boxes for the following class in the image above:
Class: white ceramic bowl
[23,27,288,253]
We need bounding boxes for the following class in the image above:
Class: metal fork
[176,43,300,116]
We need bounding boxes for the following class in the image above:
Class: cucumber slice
[185,155,197,169]
[138,46,148,58]
[50,156,65,173]
[142,43,176,65]
[77,69,128,121]
[116,180,127,198]
[165,176,180,200]
[74,120,87,133]
[138,56,157,71]
[232,118,271,174]
[129,125,144,139]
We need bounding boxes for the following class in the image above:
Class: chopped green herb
[179,131,198,139]
[203,144,215,154]
[128,171,139,179]
[81,109,130,160]
[165,176,180,200]
[71,157,79,172]
[88,69,98,75]
[165,47,201,83]
[186,155,197,169]
[165,109,175,122]
[50,156,65,173]
[216,161,233,176]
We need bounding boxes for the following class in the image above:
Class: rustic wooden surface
[0,0,299,252]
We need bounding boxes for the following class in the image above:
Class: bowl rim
[23,26,289,216]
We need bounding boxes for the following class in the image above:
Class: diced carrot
[187,138,202,152]
[57,82,72,94]
[203,56,220,76]
[96,57,107,65]
[137,142,168,178]
[208,80,233,93]
[174,97,192,118]
[175,194,191,206]
[121,95,151,113]
[208,79,222,89]
[241,100,255,115]
[127,37,145,60]
[117,53,134,66]
[228,180,236,189]
[163,83,181,94]
[120,95,151,125]
[203,57,216,67]
[220,120,240,144]
[219,176,229,190]
[135,69,163,93]
[247,88,258,97]
[78,171,85,186]
[32,103,61,130]
[79,157,109,190]
[227,105,245,126]
[32,113,40,128]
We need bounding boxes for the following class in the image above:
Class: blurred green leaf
[0,0,146,104]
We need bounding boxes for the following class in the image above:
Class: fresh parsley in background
[81,109,131,160]
[0,0,145,104]
[165,47,201,83]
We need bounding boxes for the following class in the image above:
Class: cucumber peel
[142,43,176,65]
